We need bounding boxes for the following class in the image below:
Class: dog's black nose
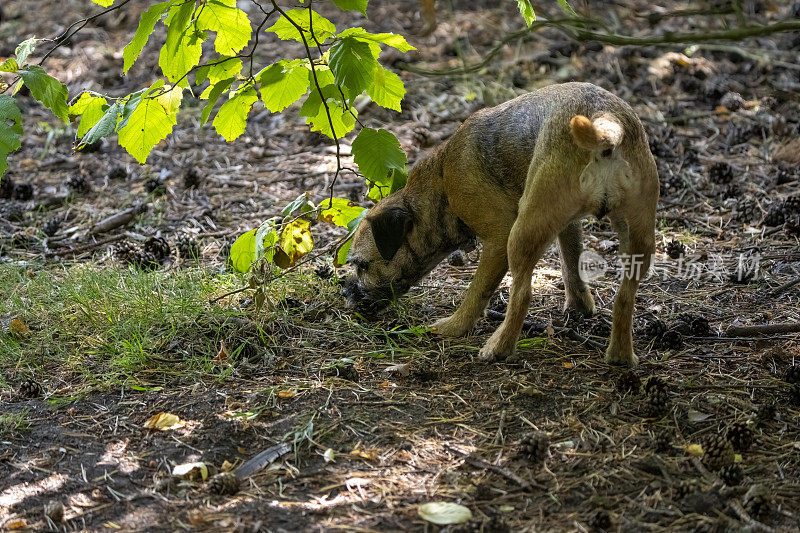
[342,277,366,309]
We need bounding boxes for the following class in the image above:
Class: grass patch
[0,410,29,437]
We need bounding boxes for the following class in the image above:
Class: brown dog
[343,82,658,366]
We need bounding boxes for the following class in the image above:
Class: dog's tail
[569,113,623,152]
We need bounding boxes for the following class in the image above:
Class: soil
[2,0,800,531]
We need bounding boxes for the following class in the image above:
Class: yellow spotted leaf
[276,219,313,268]
[143,412,185,431]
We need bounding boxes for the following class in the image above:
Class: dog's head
[343,194,452,314]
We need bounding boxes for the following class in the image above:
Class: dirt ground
[1,0,800,531]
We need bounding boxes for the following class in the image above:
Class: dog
[343,82,658,366]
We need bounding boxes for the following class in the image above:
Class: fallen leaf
[684,443,704,457]
[350,447,379,462]
[10,318,30,336]
[221,460,234,472]
[213,341,229,364]
[323,448,335,463]
[687,410,712,422]
[418,502,472,525]
[384,363,410,376]
[172,462,211,481]
[277,390,295,399]
[561,361,574,369]
[143,412,185,431]
[6,519,27,529]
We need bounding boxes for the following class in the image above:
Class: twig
[86,204,147,236]
[769,275,800,298]
[444,444,548,492]
[725,323,800,337]
[46,234,125,257]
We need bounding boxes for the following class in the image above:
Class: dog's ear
[370,206,413,261]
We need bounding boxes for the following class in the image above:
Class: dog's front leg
[431,241,508,337]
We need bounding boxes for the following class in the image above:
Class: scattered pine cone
[657,329,684,350]
[65,174,91,194]
[652,429,672,453]
[314,263,334,280]
[755,402,776,425]
[785,214,800,236]
[784,194,800,214]
[785,365,800,384]
[587,510,612,531]
[743,484,771,518]
[718,464,743,486]
[108,166,128,180]
[0,176,14,199]
[588,320,611,337]
[700,434,734,471]
[666,239,685,259]
[175,234,200,260]
[708,162,733,184]
[734,199,760,223]
[659,170,684,197]
[728,265,756,284]
[675,479,702,499]
[19,377,44,398]
[763,204,786,227]
[725,421,754,452]
[674,313,712,337]
[115,241,160,270]
[719,92,745,111]
[616,370,641,394]
[42,218,61,237]
[519,431,550,465]
[643,318,667,340]
[183,168,202,189]
[208,472,239,495]
[722,183,740,199]
[144,176,166,195]
[447,249,467,266]
[775,165,796,186]
[12,182,33,201]
[144,236,171,262]
[643,376,670,416]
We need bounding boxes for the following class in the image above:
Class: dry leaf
[418,502,472,525]
[221,460,235,472]
[684,443,704,457]
[277,390,295,399]
[213,342,229,364]
[172,462,211,481]
[10,318,30,336]
[350,447,379,462]
[323,448,335,463]
[561,361,574,369]
[6,519,27,529]
[143,412,185,431]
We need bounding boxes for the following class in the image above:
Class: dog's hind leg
[558,220,595,316]
[432,240,508,337]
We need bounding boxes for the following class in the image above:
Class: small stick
[87,204,147,236]
[725,323,800,337]
[444,444,548,491]
[769,275,800,298]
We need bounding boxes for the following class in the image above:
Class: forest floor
[2,0,800,531]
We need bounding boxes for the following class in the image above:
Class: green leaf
[124,1,170,74]
[254,220,278,263]
[197,56,242,87]
[257,60,310,113]
[117,86,183,163]
[366,64,404,111]
[332,0,369,16]
[266,8,336,45]
[201,77,234,125]
[319,198,365,228]
[277,219,313,267]
[213,87,258,142]
[282,192,314,218]
[0,58,19,73]
[15,38,38,65]
[328,36,377,97]
[18,65,69,122]
[337,27,416,53]
[69,93,110,138]
[116,88,148,131]
[554,0,575,18]
[352,127,407,199]
[0,95,23,178]
[89,0,114,6]
[334,209,366,266]
[78,102,120,146]
[299,85,357,139]
[367,167,406,201]
[197,0,252,55]
[159,2,203,85]
[230,228,258,273]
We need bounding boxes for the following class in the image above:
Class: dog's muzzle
[342,277,410,315]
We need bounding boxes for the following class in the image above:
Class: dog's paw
[430,316,472,337]
[604,345,639,367]
[564,288,596,316]
[478,337,515,362]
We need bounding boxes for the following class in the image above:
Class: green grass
[0,410,29,437]
[0,263,260,390]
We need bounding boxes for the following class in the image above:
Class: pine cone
[643,377,670,416]
[144,176,166,195]
[519,431,550,465]
[616,370,641,394]
[755,402,776,425]
[719,92,745,111]
[734,199,760,223]
[175,235,200,260]
[674,313,711,337]
[12,182,34,201]
[144,236,171,262]
[675,479,702,499]
[42,218,62,237]
[722,183,740,199]
[114,241,138,264]
[589,320,611,337]
[708,162,734,184]
[108,166,128,180]
[19,377,44,398]
[208,472,239,495]
[743,484,771,518]
[775,165,796,186]
[718,464,743,486]
[587,510,612,531]
[659,169,684,196]
[0,176,14,199]
[43,500,64,523]
[643,318,668,340]
[65,174,91,194]
[700,434,734,471]
[183,168,202,189]
[666,239,685,259]
[314,263,334,280]
[785,214,800,236]
[785,365,800,384]
[657,329,684,350]
[132,250,160,270]
[447,249,467,266]
[652,429,672,453]
[784,194,800,215]
[725,421,754,452]
[763,205,786,227]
